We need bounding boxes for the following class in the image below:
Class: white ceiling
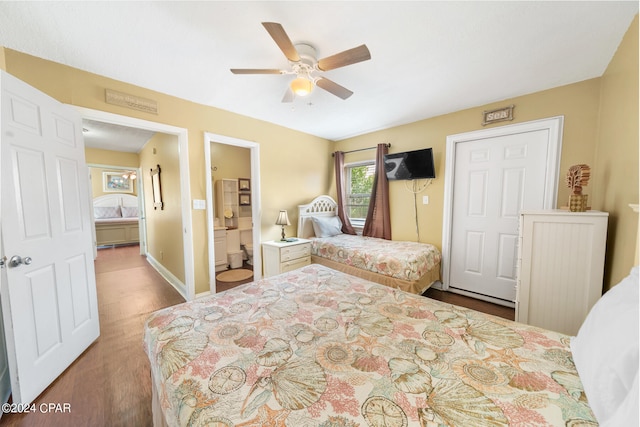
[0,1,637,149]
[82,119,156,153]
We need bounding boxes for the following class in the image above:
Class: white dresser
[516,210,608,336]
[262,239,312,277]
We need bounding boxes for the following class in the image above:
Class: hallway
[2,245,183,427]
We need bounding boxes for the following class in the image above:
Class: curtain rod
[332,143,391,157]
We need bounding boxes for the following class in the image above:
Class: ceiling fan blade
[316,78,353,100]
[262,22,300,62]
[281,88,294,103]
[317,44,371,71]
[230,69,283,74]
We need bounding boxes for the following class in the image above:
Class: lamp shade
[290,77,313,96]
[275,210,291,226]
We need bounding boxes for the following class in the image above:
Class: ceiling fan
[230,22,371,102]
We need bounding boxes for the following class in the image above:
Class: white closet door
[448,129,549,302]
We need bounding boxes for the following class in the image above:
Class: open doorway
[76,107,196,301]
[87,164,144,255]
[204,133,261,295]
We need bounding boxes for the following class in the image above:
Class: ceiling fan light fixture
[290,77,313,96]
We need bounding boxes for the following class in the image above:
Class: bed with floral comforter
[144,265,596,427]
[311,234,440,282]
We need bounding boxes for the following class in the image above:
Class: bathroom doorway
[204,133,261,294]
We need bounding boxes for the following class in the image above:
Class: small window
[345,162,375,224]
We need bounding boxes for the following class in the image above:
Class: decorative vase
[569,194,588,212]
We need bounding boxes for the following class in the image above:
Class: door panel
[449,129,549,302]
[29,265,62,357]
[1,71,99,404]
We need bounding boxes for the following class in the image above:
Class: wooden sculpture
[566,164,590,211]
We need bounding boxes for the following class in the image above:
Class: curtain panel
[334,151,357,235]
[363,143,391,239]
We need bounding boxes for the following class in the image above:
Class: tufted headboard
[297,195,338,238]
[93,193,138,208]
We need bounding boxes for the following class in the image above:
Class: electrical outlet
[422,195,429,205]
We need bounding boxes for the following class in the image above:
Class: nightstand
[262,238,312,277]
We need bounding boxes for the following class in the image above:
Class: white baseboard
[146,253,187,301]
[430,280,444,291]
[195,290,212,299]
[448,287,516,308]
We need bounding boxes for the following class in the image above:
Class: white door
[0,71,99,404]
[443,118,563,304]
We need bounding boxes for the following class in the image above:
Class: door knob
[9,255,31,268]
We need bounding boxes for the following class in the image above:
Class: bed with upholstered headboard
[93,194,140,246]
[298,195,441,294]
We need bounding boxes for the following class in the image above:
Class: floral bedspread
[144,265,596,427]
[310,234,441,281]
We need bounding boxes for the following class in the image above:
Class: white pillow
[570,266,639,426]
[94,206,121,219]
[311,216,343,238]
[121,206,138,218]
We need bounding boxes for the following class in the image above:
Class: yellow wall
[211,143,252,219]
[89,167,138,198]
[85,147,140,167]
[3,12,636,296]
[336,78,602,244]
[336,15,638,292]
[86,148,141,197]
[592,15,639,290]
[211,143,251,181]
[140,133,185,283]
[0,48,333,294]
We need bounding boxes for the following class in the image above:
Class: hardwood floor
[423,287,515,320]
[1,245,183,427]
[0,249,512,426]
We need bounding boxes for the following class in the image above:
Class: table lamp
[275,210,291,241]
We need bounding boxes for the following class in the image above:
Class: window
[345,161,375,226]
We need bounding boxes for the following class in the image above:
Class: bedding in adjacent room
[93,194,139,246]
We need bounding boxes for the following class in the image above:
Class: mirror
[150,164,163,210]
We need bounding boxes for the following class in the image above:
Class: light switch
[422,195,429,205]
[193,199,206,210]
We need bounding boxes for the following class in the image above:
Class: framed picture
[239,178,251,191]
[103,171,134,193]
[239,193,251,206]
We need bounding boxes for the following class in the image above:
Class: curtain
[334,151,356,235]
[363,144,391,239]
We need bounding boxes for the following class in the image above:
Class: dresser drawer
[281,256,311,273]
[280,244,311,261]
[262,239,312,278]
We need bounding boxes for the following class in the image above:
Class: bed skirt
[152,375,169,427]
[310,254,440,295]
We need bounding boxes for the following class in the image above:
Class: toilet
[226,229,244,269]
[239,217,253,266]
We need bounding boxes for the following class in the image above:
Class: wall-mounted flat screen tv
[383,148,435,180]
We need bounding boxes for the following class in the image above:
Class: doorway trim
[75,107,195,301]
[441,116,564,296]
[204,133,262,295]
